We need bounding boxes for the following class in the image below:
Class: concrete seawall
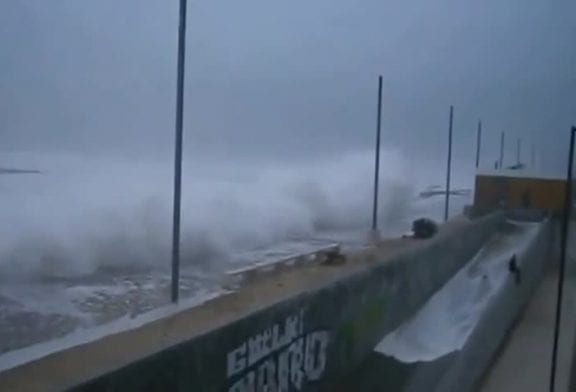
[0,213,504,392]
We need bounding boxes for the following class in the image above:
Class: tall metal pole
[171,0,188,303]
[475,120,482,169]
[550,126,576,392]
[371,76,383,232]
[499,131,505,170]
[444,105,454,222]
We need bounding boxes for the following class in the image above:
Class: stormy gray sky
[1,0,575,171]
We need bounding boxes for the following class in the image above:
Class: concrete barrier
[0,213,504,392]
[343,217,554,392]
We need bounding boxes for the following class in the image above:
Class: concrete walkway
[480,268,576,392]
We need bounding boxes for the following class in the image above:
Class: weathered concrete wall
[63,214,503,392]
[435,217,553,391]
[0,214,504,392]
[344,217,554,392]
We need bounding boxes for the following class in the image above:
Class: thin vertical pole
[499,131,505,170]
[171,0,188,303]
[517,138,522,165]
[372,76,383,232]
[475,120,482,169]
[444,106,454,222]
[550,126,576,392]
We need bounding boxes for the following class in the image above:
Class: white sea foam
[0,149,423,280]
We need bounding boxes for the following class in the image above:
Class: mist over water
[0,149,438,281]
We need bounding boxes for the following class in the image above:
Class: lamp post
[371,76,383,234]
[550,126,576,392]
[171,0,188,303]
[444,106,454,222]
[499,131,505,170]
[475,120,482,169]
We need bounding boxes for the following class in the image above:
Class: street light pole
[371,76,383,234]
[550,126,576,392]
[475,120,482,169]
[499,131,505,170]
[444,106,454,222]
[171,0,188,303]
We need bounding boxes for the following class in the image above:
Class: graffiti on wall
[226,310,330,392]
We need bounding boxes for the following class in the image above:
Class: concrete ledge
[224,244,341,287]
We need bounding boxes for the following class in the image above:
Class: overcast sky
[1,0,575,171]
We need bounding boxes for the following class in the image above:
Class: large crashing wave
[0,150,415,280]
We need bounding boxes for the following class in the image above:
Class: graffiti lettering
[227,311,329,392]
